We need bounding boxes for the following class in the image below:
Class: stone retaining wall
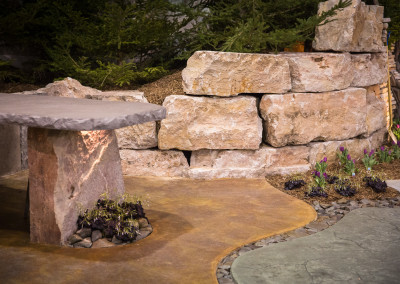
[0,0,391,179]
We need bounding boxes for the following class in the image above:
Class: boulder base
[28,128,124,245]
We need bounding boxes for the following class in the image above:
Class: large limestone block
[28,128,124,245]
[351,53,388,87]
[189,145,310,179]
[363,85,386,136]
[260,88,367,147]
[182,51,291,96]
[309,128,386,166]
[309,138,370,166]
[282,53,353,92]
[158,95,262,150]
[313,0,384,52]
[120,149,189,177]
[87,91,157,149]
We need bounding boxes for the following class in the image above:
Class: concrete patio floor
[0,171,316,283]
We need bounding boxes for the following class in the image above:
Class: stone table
[0,93,166,245]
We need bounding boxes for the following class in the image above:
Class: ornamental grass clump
[377,146,393,163]
[361,149,378,171]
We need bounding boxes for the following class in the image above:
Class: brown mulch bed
[0,82,43,93]
[267,158,400,205]
[138,70,184,105]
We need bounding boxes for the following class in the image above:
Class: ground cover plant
[77,193,148,242]
[271,143,400,204]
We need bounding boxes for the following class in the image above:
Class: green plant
[361,149,378,171]
[344,154,357,176]
[392,141,400,159]
[77,192,147,242]
[337,146,349,165]
[392,119,400,140]
[377,146,393,163]
[312,157,328,189]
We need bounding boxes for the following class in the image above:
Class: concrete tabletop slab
[0,93,166,130]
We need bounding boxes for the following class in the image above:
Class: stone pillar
[28,128,124,245]
[0,124,21,176]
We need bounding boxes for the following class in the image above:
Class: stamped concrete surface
[0,171,315,284]
[0,93,166,130]
[232,207,400,284]
[387,180,400,193]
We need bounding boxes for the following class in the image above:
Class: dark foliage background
[0,0,397,88]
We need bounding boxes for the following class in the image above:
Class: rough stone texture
[351,53,388,87]
[88,91,157,149]
[309,138,370,166]
[313,0,384,52]
[364,85,386,136]
[189,145,310,179]
[0,93,166,131]
[27,77,101,98]
[282,53,353,92]
[368,127,387,151]
[158,95,262,150]
[28,128,124,245]
[182,51,291,96]
[308,128,386,165]
[260,88,367,147]
[0,124,21,176]
[120,149,189,177]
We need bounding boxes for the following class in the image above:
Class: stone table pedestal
[0,93,166,245]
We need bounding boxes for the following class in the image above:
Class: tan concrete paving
[0,171,316,284]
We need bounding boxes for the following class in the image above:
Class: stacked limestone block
[155,0,388,179]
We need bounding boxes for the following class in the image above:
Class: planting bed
[267,158,400,204]
[68,195,153,248]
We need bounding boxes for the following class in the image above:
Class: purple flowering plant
[377,145,393,163]
[392,140,400,160]
[313,157,328,189]
[361,148,378,171]
[337,146,349,165]
[392,118,400,140]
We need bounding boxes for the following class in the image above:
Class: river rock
[189,145,310,179]
[260,88,367,147]
[364,85,386,136]
[313,0,384,52]
[28,128,124,245]
[351,53,388,87]
[120,149,189,177]
[158,95,262,150]
[182,51,291,96]
[282,53,353,92]
[88,90,157,149]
